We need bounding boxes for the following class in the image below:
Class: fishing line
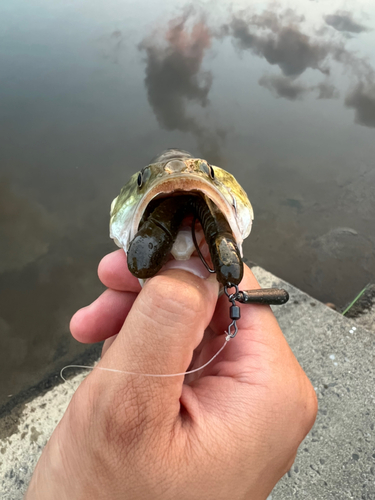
[60,334,231,383]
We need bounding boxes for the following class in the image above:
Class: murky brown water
[1,0,374,405]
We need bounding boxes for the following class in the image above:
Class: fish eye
[137,172,143,188]
[137,167,151,188]
[201,161,215,180]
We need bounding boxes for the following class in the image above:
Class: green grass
[342,285,369,316]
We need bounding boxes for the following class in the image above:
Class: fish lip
[129,173,244,254]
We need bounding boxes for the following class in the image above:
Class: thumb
[97,257,219,413]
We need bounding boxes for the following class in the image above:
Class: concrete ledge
[1,267,374,499]
[0,371,88,499]
[252,267,375,500]
[345,283,375,334]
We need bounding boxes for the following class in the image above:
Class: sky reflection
[0,0,374,404]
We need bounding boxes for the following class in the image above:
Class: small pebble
[325,302,337,310]
[329,354,336,360]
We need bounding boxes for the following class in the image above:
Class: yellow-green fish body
[110,150,253,262]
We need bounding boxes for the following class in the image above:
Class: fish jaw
[110,158,254,258]
[111,173,250,256]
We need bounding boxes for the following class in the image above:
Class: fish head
[110,149,254,256]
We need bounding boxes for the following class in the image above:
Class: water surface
[1,0,374,405]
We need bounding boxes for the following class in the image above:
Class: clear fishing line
[60,334,230,383]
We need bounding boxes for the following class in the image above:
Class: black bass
[110,149,253,286]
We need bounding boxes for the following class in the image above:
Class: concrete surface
[348,287,375,335]
[355,307,375,334]
[0,371,88,499]
[1,267,374,499]
[253,267,375,500]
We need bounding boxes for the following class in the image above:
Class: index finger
[98,249,142,292]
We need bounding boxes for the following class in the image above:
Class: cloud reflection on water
[139,12,223,162]
[138,4,375,145]
[258,75,340,101]
[345,82,375,127]
[258,74,309,100]
[324,11,369,34]
[316,82,340,99]
[225,13,330,77]
[1,0,375,405]
[217,6,375,127]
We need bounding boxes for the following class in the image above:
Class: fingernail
[159,257,213,279]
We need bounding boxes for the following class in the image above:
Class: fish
[110,149,253,286]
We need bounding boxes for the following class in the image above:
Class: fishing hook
[191,214,215,273]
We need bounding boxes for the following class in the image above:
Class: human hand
[26,250,317,500]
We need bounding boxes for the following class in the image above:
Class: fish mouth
[139,191,211,264]
[129,173,243,256]
[127,188,244,285]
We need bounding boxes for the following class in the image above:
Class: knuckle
[295,374,319,433]
[271,361,318,437]
[305,382,319,427]
[283,452,298,477]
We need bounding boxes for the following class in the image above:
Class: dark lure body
[127,194,243,285]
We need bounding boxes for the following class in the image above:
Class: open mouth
[127,192,244,286]
[139,191,209,259]
[127,174,245,253]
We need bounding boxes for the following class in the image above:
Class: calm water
[1,0,374,405]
